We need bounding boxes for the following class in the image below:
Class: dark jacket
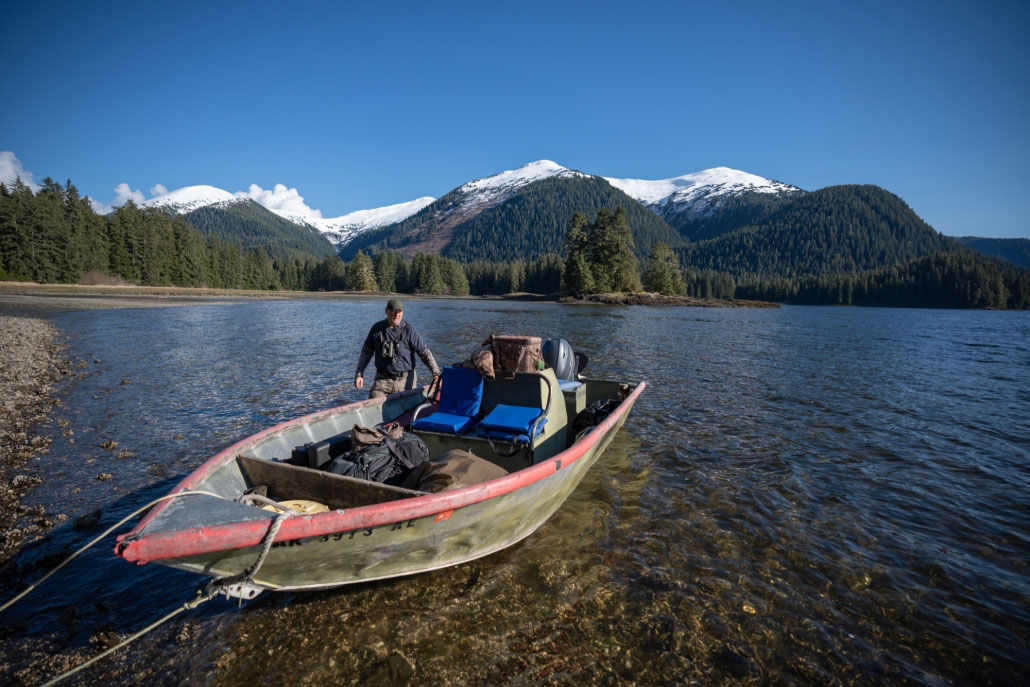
[356,320,440,379]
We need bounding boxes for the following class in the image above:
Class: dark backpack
[327,432,430,486]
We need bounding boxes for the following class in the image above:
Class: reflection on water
[2,300,1027,684]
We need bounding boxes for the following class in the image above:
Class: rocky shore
[0,316,73,564]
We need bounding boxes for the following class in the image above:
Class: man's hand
[354,373,364,390]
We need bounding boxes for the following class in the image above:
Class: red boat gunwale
[116,381,645,564]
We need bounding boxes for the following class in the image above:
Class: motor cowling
[542,338,577,380]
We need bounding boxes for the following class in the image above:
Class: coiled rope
[1,490,291,685]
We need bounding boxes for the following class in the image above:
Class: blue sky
[2,0,1028,237]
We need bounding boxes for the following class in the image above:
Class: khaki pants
[368,370,417,399]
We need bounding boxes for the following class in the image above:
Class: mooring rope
[0,489,223,614]
[28,507,291,686]
[39,588,214,687]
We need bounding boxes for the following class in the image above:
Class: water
[2,299,1027,685]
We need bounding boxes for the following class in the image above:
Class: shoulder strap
[381,434,421,469]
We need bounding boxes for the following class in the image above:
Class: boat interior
[141,373,630,534]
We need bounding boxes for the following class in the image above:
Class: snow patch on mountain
[142,185,242,213]
[282,196,436,245]
[456,160,587,208]
[461,160,585,194]
[128,163,805,250]
[140,181,433,247]
[603,167,804,226]
[604,167,801,210]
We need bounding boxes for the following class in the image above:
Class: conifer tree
[644,241,686,295]
[0,179,35,279]
[373,251,400,292]
[410,253,446,294]
[441,258,469,295]
[589,207,640,292]
[561,212,594,295]
[347,251,378,291]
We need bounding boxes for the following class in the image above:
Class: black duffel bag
[327,432,430,486]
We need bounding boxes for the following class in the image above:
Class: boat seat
[474,404,547,443]
[411,366,484,434]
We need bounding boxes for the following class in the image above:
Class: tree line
[2,178,1027,309]
[2,178,295,289]
[735,251,1030,309]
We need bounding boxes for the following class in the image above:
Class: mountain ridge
[604,166,804,239]
[127,163,1022,275]
[679,184,959,279]
[340,170,684,263]
[137,162,811,250]
[181,199,337,260]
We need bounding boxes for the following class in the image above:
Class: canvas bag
[400,449,508,493]
[351,421,405,449]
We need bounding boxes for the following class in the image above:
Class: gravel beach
[0,316,73,564]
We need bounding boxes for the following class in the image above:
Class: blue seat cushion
[477,418,547,443]
[478,404,543,434]
[412,412,475,434]
[438,366,484,417]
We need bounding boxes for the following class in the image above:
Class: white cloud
[114,182,145,205]
[237,183,323,221]
[90,198,113,215]
[0,151,41,192]
[93,177,328,219]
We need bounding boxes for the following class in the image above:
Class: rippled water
[2,299,1028,685]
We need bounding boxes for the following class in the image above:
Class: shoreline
[0,316,74,564]
[0,281,778,310]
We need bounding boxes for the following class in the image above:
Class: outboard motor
[542,338,577,381]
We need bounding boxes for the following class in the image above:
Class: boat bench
[238,455,422,509]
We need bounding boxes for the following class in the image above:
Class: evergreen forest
[182,200,336,260]
[679,185,960,279]
[2,175,1027,309]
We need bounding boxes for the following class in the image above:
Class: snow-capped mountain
[604,167,803,224]
[141,184,434,247]
[135,163,803,253]
[459,159,587,201]
[281,196,436,246]
[337,160,686,263]
[142,185,244,213]
[410,160,590,231]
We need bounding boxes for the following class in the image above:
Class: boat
[115,338,645,598]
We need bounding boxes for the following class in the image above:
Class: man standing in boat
[354,299,441,399]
